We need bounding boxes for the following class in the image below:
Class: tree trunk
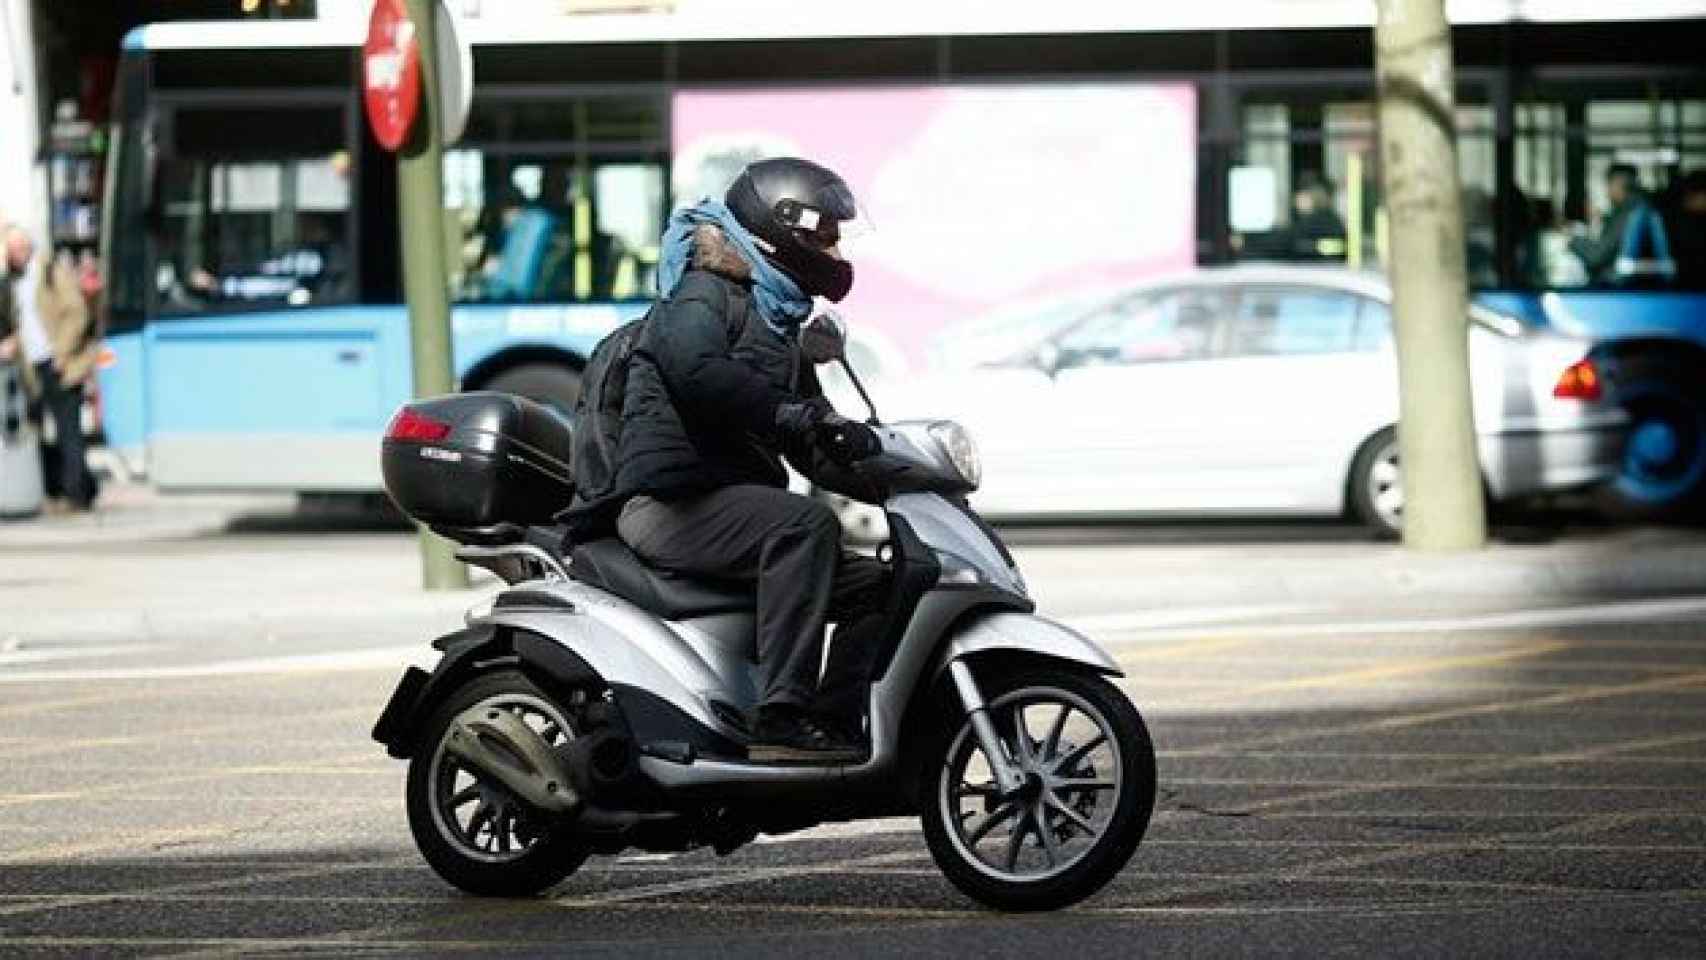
[1375,0,1488,550]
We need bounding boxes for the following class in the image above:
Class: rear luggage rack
[451,524,572,584]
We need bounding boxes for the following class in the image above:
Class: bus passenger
[187,213,349,305]
[1524,198,1588,289]
[1285,173,1347,261]
[1667,170,1706,289]
[1570,164,1675,286]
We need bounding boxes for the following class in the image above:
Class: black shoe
[814,710,869,752]
[747,705,865,764]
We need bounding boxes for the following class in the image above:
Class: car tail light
[1553,358,1603,401]
[387,408,453,442]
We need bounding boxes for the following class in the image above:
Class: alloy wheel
[938,686,1124,883]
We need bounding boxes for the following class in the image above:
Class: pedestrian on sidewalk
[1,223,99,512]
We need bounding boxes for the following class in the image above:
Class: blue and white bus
[98,3,1706,511]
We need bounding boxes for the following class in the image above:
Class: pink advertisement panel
[672,83,1198,374]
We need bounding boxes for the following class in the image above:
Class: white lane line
[0,645,429,683]
[0,605,1311,682]
[9,595,1700,682]
[753,817,918,844]
[554,849,922,906]
[0,642,169,667]
[1064,604,1322,634]
[1108,595,1706,644]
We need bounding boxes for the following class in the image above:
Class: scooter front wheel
[921,664,1155,911]
[405,669,590,896]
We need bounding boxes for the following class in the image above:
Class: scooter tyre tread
[405,668,592,897]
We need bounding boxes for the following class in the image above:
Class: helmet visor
[776,181,872,253]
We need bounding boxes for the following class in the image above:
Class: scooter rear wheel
[921,664,1155,911]
[405,669,591,896]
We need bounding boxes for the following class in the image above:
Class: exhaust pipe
[559,727,639,800]
[443,705,580,814]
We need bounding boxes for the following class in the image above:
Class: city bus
[97,3,1706,512]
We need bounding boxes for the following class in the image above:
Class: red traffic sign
[363,0,422,151]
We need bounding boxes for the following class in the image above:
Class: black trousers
[32,361,93,508]
[617,485,890,716]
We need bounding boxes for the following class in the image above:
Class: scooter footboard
[938,611,1124,678]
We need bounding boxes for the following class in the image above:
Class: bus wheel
[1598,356,1706,523]
[484,363,584,419]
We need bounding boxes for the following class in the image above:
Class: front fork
[947,658,1027,797]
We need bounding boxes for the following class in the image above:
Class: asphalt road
[2,510,1705,957]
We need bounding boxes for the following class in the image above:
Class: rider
[613,157,890,763]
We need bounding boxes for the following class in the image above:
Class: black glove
[815,413,882,465]
[773,397,833,439]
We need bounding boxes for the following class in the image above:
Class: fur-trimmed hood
[688,224,754,285]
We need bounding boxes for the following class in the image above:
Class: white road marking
[1107,595,1706,644]
[753,817,918,844]
[0,645,429,683]
[554,849,922,905]
[0,642,168,667]
[7,595,1703,682]
[1064,604,1322,634]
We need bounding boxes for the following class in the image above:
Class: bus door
[146,96,384,491]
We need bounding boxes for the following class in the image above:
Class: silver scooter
[372,316,1155,911]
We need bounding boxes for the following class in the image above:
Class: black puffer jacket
[614,226,875,503]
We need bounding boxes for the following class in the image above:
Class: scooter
[371,316,1155,911]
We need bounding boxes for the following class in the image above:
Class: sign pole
[388,0,466,588]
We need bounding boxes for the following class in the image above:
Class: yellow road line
[1227,640,1573,696]
[0,750,378,810]
[0,704,375,762]
[1130,809,1667,906]
[1115,635,1268,661]
[0,827,242,867]
[1171,670,1706,756]
[1161,777,1703,793]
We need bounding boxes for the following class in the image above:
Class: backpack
[559,277,755,537]
[561,307,653,533]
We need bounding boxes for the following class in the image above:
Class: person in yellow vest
[0,225,99,511]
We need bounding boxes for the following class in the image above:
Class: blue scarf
[656,200,812,335]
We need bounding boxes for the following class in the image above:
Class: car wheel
[484,363,584,420]
[1349,427,1404,539]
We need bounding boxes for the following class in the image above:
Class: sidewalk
[0,479,296,548]
[4,481,1704,648]
[1014,526,1706,615]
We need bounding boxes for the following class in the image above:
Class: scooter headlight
[927,420,981,491]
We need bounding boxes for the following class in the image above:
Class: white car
[835,265,1628,537]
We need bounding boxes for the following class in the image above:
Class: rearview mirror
[800,310,848,365]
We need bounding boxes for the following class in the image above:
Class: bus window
[102,56,151,334]
[155,104,352,311]
[1513,85,1706,290]
[441,94,666,305]
[1225,89,1496,284]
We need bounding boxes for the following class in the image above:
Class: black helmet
[726,157,857,302]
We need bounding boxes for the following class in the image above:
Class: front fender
[939,611,1123,679]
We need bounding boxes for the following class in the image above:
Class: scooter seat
[569,538,755,619]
